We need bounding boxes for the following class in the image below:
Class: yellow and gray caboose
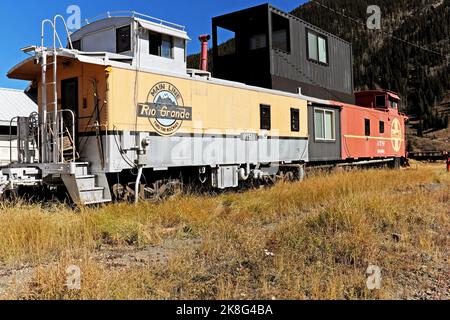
[1,10,332,205]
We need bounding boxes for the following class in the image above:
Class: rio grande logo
[391,118,402,152]
[138,82,192,136]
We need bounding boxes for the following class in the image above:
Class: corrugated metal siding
[308,104,342,162]
[0,140,17,165]
[271,10,354,101]
[0,88,37,125]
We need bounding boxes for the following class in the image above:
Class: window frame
[149,30,162,56]
[376,95,386,108]
[365,119,371,137]
[314,108,336,142]
[71,39,81,51]
[249,33,267,51]
[0,125,17,137]
[389,97,399,109]
[291,108,300,132]
[260,104,271,131]
[306,28,329,65]
[116,25,131,53]
[160,34,174,59]
[271,13,291,53]
[379,121,385,134]
[149,31,174,59]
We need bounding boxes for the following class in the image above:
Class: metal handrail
[39,15,75,163]
[85,122,109,169]
[83,11,186,31]
[48,109,76,163]
[54,15,74,50]
[9,117,18,163]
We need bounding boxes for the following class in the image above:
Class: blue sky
[0,0,306,89]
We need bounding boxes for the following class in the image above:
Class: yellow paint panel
[107,67,309,137]
[37,60,108,134]
[35,60,308,138]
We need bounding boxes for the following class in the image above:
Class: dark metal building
[212,4,355,104]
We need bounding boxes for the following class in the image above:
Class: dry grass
[0,162,448,300]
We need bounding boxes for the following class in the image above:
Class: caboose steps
[62,164,112,206]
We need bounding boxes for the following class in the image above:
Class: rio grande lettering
[138,103,192,121]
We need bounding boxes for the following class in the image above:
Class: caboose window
[376,95,386,108]
[161,35,173,59]
[291,108,300,132]
[116,25,131,53]
[149,31,161,56]
[379,121,385,134]
[149,31,174,59]
[389,98,399,109]
[314,108,335,141]
[365,119,371,136]
[71,40,81,51]
[260,105,271,130]
[307,29,328,64]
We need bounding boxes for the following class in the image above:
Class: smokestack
[198,34,211,71]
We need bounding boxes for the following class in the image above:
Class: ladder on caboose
[36,16,112,205]
[40,15,74,164]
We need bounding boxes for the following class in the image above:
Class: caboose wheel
[112,183,126,201]
[154,180,183,200]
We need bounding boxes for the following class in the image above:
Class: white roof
[0,88,37,125]
[136,18,191,40]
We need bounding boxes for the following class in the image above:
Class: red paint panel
[331,101,408,160]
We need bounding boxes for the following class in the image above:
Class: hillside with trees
[188,0,450,149]
[292,0,450,136]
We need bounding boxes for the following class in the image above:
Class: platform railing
[47,109,77,164]
[11,110,76,165]
[83,11,186,31]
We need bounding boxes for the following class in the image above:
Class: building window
[376,95,386,108]
[116,25,131,53]
[314,109,335,141]
[149,31,173,59]
[307,29,328,64]
[71,40,81,51]
[250,33,267,50]
[379,121,385,134]
[0,125,17,136]
[217,27,236,56]
[260,104,271,130]
[365,119,371,136]
[272,13,290,53]
[291,108,300,132]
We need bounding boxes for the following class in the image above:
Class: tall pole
[40,50,47,163]
[52,24,58,163]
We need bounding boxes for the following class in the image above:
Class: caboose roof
[7,50,133,81]
[70,12,191,42]
[355,90,401,101]
[7,49,332,106]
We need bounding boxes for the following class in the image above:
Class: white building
[0,88,37,165]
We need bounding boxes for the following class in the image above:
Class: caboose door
[61,77,79,155]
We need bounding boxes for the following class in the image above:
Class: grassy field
[0,162,448,300]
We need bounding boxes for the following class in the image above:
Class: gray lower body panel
[78,132,310,173]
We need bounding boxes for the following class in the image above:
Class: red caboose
[332,90,408,162]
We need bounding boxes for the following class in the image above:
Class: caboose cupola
[69,12,190,74]
[355,90,401,112]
